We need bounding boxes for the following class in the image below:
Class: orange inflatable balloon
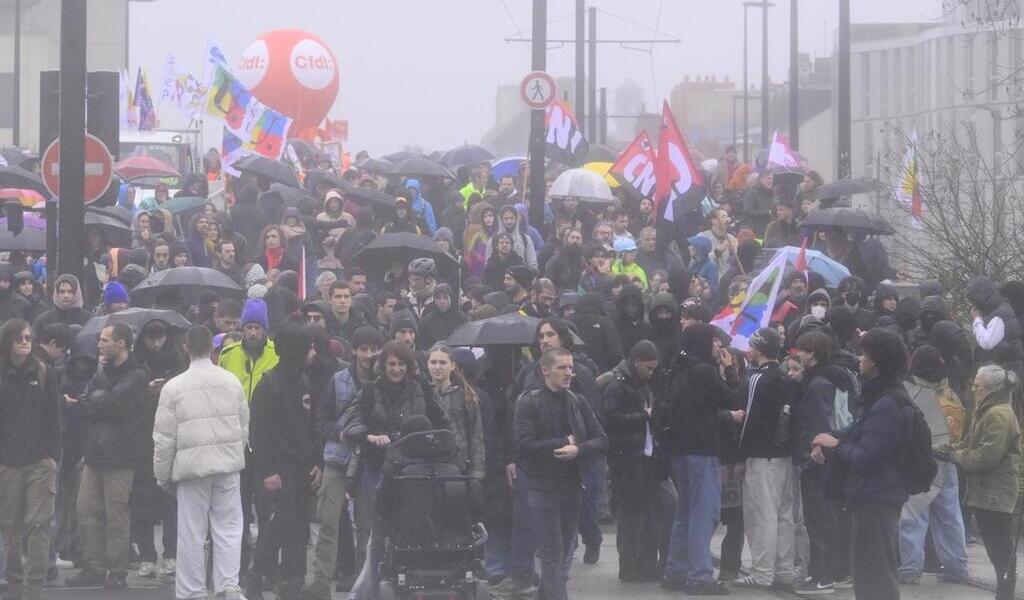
[236,29,340,137]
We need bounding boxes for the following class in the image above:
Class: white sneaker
[157,558,176,576]
[55,558,75,569]
[137,561,157,578]
[219,584,248,600]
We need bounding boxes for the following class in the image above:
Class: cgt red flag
[609,130,658,204]
[544,99,590,167]
[654,101,703,222]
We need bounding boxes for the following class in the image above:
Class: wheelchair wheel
[379,581,398,600]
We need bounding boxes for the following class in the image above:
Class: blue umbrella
[490,156,527,183]
[769,246,851,288]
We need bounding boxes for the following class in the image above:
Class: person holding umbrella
[378,195,422,236]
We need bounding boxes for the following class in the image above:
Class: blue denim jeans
[898,461,968,580]
[508,470,537,581]
[578,459,605,548]
[483,514,510,579]
[665,455,721,584]
[527,487,581,600]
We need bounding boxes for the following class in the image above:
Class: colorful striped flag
[896,129,923,229]
[134,67,157,131]
[710,251,788,350]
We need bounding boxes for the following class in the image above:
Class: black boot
[276,578,304,600]
[245,572,264,600]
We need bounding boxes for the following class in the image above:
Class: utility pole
[599,87,608,144]
[743,6,750,162]
[575,0,585,135]
[789,0,799,150]
[588,7,597,142]
[13,0,21,146]
[837,0,852,179]
[527,0,547,232]
[761,1,771,149]
[58,0,87,281]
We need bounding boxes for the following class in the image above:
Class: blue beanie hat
[103,281,129,307]
[241,298,270,330]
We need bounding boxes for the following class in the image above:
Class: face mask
[810,305,827,320]
[844,292,861,307]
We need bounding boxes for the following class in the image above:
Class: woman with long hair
[256,224,298,274]
[427,344,485,481]
[0,319,61,600]
[465,203,497,278]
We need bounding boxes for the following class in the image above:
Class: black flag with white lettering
[544,99,590,167]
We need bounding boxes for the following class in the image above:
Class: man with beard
[504,265,534,306]
[67,323,149,589]
[216,299,279,578]
[635,227,685,281]
[151,240,172,273]
[544,227,585,292]
[215,240,242,284]
[407,258,439,320]
[246,327,322,600]
[417,284,467,350]
[482,233,525,291]
[521,278,557,319]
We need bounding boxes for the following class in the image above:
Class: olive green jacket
[953,389,1021,513]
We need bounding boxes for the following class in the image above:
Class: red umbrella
[0,188,45,207]
[114,155,180,180]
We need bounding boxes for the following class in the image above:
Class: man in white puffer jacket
[153,325,249,600]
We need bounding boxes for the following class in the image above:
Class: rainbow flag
[205,65,253,131]
[710,251,787,350]
[134,67,157,131]
[248,108,293,159]
[896,129,923,229]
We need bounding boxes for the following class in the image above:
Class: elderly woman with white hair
[939,364,1022,600]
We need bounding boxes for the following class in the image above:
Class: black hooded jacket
[650,292,682,368]
[544,244,586,292]
[81,354,149,469]
[659,324,741,456]
[418,285,467,349]
[615,284,652,355]
[966,276,1023,369]
[568,292,623,373]
[0,264,31,323]
[229,183,270,263]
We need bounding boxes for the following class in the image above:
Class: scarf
[265,247,284,271]
[281,222,306,240]
[52,274,84,310]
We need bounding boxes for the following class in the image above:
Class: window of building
[965,35,975,97]
[862,53,872,117]
[989,31,1000,102]
[907,46,917,114]
[880,50,888,116]
[894,48,902,115]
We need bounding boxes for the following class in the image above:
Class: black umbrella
[442,144,494,169]
[355,157,395,174]
[1,147,38,169]
[799,207,895,236]
[339,181,397,210]
[85,206,132,247]
[0,220,46,251]
[130,266,244,304]
[305,169,347,190]
[351,233,459,275]
[392,156,455,180]
[270,182,320,214]
[381,150,423,163]
[234,155,301,188]
[810,178,886,201]
[76,308,192,358]
[0,165,49,197]
[287,139,328,167]
[446,313,585,347]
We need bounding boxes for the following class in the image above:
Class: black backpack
[894,394,938,495]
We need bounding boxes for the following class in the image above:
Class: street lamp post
[743,1,774,161]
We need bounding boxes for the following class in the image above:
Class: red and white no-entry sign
[41,133,114,204]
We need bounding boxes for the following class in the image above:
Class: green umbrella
[159,196,208,215]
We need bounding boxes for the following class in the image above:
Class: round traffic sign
[520,71,557,110]
[41,133,115,204]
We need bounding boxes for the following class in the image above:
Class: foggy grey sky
[130,0,942,156]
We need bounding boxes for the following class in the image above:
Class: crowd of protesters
[0,143,1019,600]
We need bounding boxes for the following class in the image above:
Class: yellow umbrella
[582,161,620,188]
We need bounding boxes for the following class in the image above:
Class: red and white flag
[654,101,703,222]
[298,245,307,301]
[767,131,801,170]
[544,99,589,167]
[609,130,658,203]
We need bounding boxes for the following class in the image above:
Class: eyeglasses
[15,335,31,343]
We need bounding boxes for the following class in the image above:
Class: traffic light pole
[527,0,547,232]
[58,0,87,282]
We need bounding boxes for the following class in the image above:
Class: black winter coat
[250,365,321,480]
[545,246,586,292]
[568,293,623,373]
[738,362,799,459]
[602,361,657,460]
[615,285,652,355]
[230,188,270,263]
[343,375,451,469]
[513,385,607,491]
[81,355,149,469]
[660,354,741,456]
[0,358,62,466]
